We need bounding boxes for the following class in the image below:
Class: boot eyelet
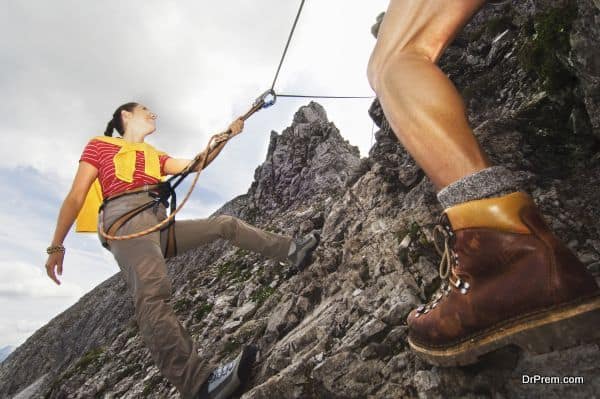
[457,280,470,294]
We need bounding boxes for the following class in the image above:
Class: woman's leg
[110,235,211,399]
[367,0,489,190]
[171,215,292,261]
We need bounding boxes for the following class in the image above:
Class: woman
[44,102,319,399]
[367,0,599,366]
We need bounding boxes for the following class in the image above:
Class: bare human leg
[367,0,600,367]
[367,0,489,190]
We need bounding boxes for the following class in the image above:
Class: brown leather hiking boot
[407,192,600,366]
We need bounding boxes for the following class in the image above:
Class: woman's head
[104,102,158,137]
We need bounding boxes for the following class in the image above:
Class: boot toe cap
[407,307,420,326]
[407,305,450,348]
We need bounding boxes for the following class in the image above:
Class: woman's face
[124,104,157,135]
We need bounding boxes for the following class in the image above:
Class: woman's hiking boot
[407,192,600,366]
[196,345,257,399]
[286,230,320,277]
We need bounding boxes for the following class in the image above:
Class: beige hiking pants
[98,192,291,398]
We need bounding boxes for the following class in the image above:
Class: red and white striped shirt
[79,138,171,198]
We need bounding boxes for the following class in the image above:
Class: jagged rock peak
[292,101,328,124]
[249,101,360,213]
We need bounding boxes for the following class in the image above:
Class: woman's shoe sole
[212,345,257,399]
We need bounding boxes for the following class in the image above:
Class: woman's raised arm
[163,118,244,175]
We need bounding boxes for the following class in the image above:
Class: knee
[214,215,238,239]
[368,48,434,95]
[133,275,172,316]
[367,50,385,93]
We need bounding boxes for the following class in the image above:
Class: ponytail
[104,119,115,137]
[104,102,139,137]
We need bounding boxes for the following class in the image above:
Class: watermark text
[522,374,584,384]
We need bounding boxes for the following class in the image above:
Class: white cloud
[0,261,84,299]
[14,320,45,335]
[0,1,386,178]
[0,317,46,349]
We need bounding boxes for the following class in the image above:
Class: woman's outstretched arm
[163,118,244,175]
[46,161,98,285]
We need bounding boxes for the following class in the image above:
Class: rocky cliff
[2,0,600,398]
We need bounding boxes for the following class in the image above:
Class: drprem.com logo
[522,375,584,384]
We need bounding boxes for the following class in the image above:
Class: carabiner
[253,89,277,109]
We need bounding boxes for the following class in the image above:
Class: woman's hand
[210,118,244,148]
[227,118,244,137]
[212,132,231,147]
[45,160,97,286]
[45,252,64,285]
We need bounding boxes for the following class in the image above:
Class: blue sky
[0,0,388,348]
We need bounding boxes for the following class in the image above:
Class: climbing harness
[98,0,374,247]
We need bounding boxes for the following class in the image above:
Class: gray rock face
[0,277,133,398]
[249,102,360,217]
[2,1,600,398]
[571,0,600,137]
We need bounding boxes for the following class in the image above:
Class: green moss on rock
[142,374,164,397]
[518,4,578,92]
[193,302,213,322]
[46,347,106,398]
[221,337,241,356]
[173,297,192,313]
[470,15,513,42]
[251,285,276,307]
[216,259,252,283]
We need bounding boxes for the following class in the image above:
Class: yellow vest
[75,136,167,233]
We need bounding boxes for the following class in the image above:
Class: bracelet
[46,245,65,255]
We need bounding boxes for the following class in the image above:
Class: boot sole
[212,345,258,399]
[408,294,600,367]
[287,232,320,277]
[298,232,320,269]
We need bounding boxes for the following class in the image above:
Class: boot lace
[414,219,470,317]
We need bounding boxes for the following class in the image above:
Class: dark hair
[104,102,139,137]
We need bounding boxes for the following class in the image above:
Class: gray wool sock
[436,166,518,209]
